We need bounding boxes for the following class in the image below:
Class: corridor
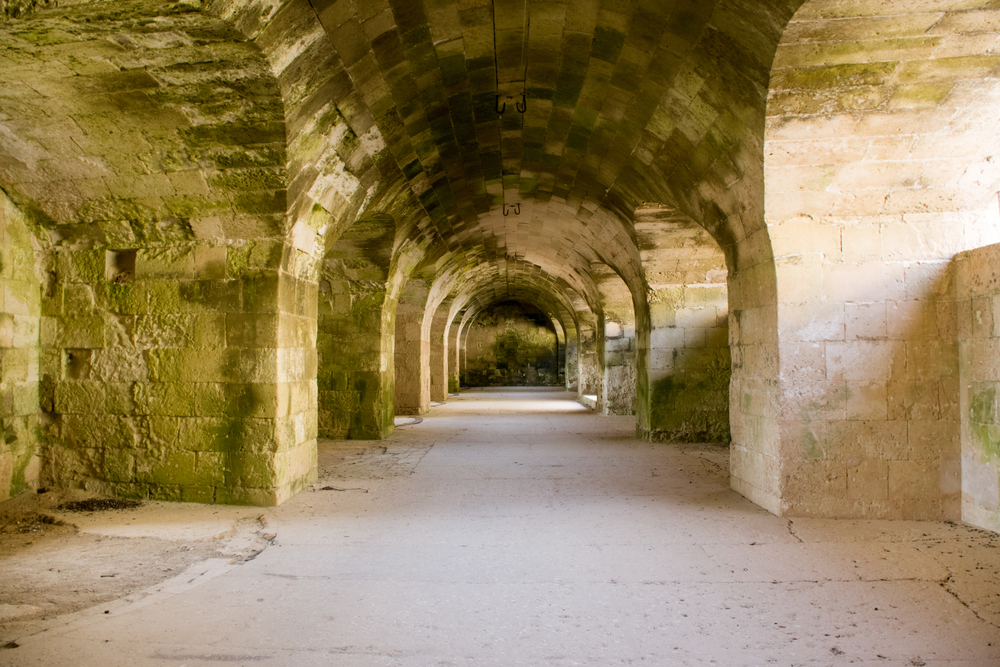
[3,389,999,666]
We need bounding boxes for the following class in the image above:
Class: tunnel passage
[462,300,562,388]
[1,0,1000,540]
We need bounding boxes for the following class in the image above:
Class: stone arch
[636,204,731,443]
[764,0,1000,520]
[459,300,564,388]
[0,0,320,505]
[317,212,426,438]
[444,269,586,393]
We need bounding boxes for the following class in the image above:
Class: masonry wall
[395,276,430,415]
[638,214,731,443]
[317,217,396,439]
[463,302,561,387]
[956,243,1000,533]
[762,1,1000,519]
[594,267,635,415]
[0,192,40,499]
[0,1,318,505]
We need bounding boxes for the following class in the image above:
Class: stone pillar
[644,284,730,441]
[394,276,430,415]
[956,244,1000,533]
[0,193,41,500]
[564,326,578,392]
[317,216,397,440]
[448,316,461,394]
[594,265,636,416]
[635,212,731,442]
[428,304,453,402]
[578,320,600,399]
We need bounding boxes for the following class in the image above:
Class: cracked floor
[2,388,999,666]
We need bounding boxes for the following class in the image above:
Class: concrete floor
[3,388,1000,666]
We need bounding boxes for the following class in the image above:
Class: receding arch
[764,0,1000,521]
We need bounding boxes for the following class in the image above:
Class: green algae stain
[970,388,1000,460]
[649,346,731,443]
[801,428,822,460]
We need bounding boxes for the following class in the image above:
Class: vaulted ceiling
[0,0,799,318]
[247,0,799,306]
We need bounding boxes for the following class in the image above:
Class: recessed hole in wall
[106,250,136,284]
[64,349,92,380]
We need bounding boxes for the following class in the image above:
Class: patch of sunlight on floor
[439,387,591,414]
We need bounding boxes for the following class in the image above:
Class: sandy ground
[0,389,998,665]
[0,490,273,643]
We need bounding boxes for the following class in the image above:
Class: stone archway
[765,0,1000,520]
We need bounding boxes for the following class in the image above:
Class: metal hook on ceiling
[496,95,506,115]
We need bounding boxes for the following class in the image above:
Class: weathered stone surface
[2,0,1000,536]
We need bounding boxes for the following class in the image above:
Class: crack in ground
[938,572,1000,630]
[786,519,804,544]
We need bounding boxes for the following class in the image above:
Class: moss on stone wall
[970,387,1000,461]
[464,302,561,387]
[647,336,731,443]
[0,191,42,500]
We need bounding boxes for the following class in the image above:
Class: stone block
[966,338,1000,381]
[848,460,888,501]
[683,328,706,348]
[887,300,937,341]
[888,380,941,420]
[782,458,847,501]
[896,55,1000,84]
[676,306,718,329]
[845,381,888,421]
[242,270,281,313]
[962,454,1000,511]
[650,326,685,349]
[826,340,904,382]
[888,83,953,110]
[902,261,954,299]
[194,383,227,417]
[137,449,198,486]
[54,380,105,414]
[193,246,227,280]
[104,382,136,415]
[827,418,910,460]
[842,225,882,263]
[775,254,825,304]
[103,447,135,483]
[778,301,845,342]
[181,484,216,504]
[908,420,959,458]
[224,382,278,419]
[62,414,138,451]
[907,340,959,380]
[147,281,182,313]
[146,416,180,448]
[105,283,148,315]
[215,485,279,506]
[133,382,198,417]
[178,280,242,314]
[225,451,277,489]
[889,459,939,500]
[778,341,828,383]
[136,248,194,280]
[845,302,886,341]
[226,313,280,348]
[824,262,905,304]
[191,313,227,348]
[55,316,106,349]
